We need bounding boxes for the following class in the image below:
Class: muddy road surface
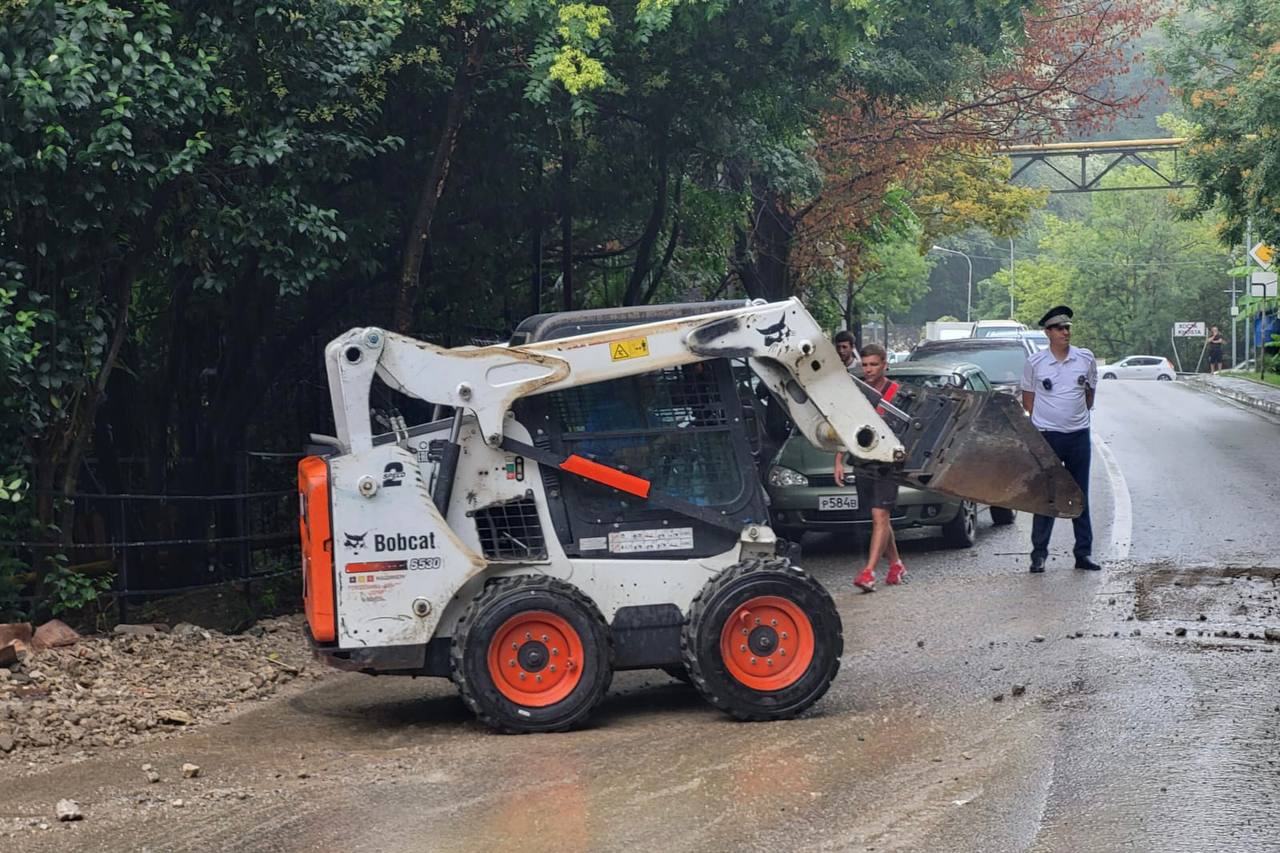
[4,379,1279,852]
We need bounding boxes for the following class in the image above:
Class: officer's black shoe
[1074,556,1101,571]
[1029,556,1046,573]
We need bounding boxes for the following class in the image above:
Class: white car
[985,328,1049,351]
[972,319,1027,338]
[1100,355,1176,381]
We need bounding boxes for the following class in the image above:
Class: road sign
[1250,241,1276,268]
[1173,321,1205,337]
[1251,281,1278,297]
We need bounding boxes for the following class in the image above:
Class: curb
[1183,376,1280,416]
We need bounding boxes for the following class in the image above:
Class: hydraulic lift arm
[322,299,1081,518]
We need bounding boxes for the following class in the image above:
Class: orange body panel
[561,454,651,498]
[298,456,336,643]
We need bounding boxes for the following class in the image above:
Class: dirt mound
[0,615,325,771]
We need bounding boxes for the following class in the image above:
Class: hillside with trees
[0,0,1176,616]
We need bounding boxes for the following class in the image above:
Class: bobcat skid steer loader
[298,299,1080,732]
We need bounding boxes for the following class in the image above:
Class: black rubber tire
[1157,374,1172,381]
[940,500,978,548]
[1102,372,1117,380]
[450,576,613,733]
[662,664,693,685]
[681,559,842,721]
[989,506,1016,526]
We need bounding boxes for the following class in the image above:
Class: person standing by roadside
[1020,306,1100,573]
[833,330,861,373]
[1206,325,1225,374]
[834,344,905,591]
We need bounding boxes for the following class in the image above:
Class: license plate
[818,494,859,511]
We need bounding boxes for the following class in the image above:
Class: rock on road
[3,379,1279,852]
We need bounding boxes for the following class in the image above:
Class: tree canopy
[0,0,1167,615]
[1162,0,1280,245]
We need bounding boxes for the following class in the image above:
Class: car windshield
[908,347,1026,383]
[973,326,1022,337]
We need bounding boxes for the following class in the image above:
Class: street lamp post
[930,245,973,322]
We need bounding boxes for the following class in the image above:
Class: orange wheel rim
[487,611,584,707]
[719,595,815,690]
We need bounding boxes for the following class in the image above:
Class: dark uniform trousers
[1030,428,1092,561]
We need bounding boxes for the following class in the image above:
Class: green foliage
[853,230,934,314]
[811,222,934,327]
[43,564,115,618]
[982,165,1232,361]
[1161,0,1280,245]
[975,256,1073,325]
[911,155,1049,246]
[0,0,1104,614]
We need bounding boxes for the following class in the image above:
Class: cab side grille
[472,496,547,560]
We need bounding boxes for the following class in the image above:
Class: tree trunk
[392,25,491,333]
[530,213,544,317]
[559,130,575,312]
[624,148,670,306]
[734,180,794,302]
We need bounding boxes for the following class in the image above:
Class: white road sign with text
[1173,322,1205,337]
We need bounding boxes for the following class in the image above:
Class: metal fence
[5,452,302,621]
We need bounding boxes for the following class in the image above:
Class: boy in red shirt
[833,344,905,591]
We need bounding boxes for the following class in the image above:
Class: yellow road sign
[609,336,650,361]
[1249,241,1275,268]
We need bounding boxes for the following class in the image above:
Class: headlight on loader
[768,465,809,488]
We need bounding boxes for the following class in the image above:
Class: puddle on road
[1134,565,1280,637]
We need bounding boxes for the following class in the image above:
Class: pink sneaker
[854,568,877,593]
[886,562,906,585]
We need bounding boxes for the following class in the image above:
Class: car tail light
[1165,358,1174,370]
[298,456,336,643]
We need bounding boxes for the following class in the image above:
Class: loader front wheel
[451,576,612,733]
[682,560,842,721]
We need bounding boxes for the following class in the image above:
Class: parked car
[984,328,1050,351]
[765,362,1013,548]
[905,337,1034,393]
[971,319,1027,338]
[1019,330,1049,351]
[1101,355,1176,381]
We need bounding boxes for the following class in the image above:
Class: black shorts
[855,475,898,509]
[1207,346,1223,363]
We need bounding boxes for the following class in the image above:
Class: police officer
[1020,306,1100,573]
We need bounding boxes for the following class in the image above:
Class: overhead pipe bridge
[1002,138,1188,193]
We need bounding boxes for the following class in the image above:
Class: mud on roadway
[3,542,1279,852]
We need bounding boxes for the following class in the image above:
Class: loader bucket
[867,385,1084,519]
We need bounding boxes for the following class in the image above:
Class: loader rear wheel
[451,576,612,733]
[682,559,842,721]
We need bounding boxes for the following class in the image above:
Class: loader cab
[510,303,772,560]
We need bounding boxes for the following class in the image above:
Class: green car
[764,363,1016,548]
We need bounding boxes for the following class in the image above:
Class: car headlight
[768,466,809,488]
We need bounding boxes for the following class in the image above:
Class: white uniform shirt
[1020,345,1097,432]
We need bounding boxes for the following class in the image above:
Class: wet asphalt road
[5,379,1280,852]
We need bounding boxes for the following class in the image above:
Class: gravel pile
[0,615,323,768]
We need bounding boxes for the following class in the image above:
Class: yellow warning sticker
[609,336,650,361]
